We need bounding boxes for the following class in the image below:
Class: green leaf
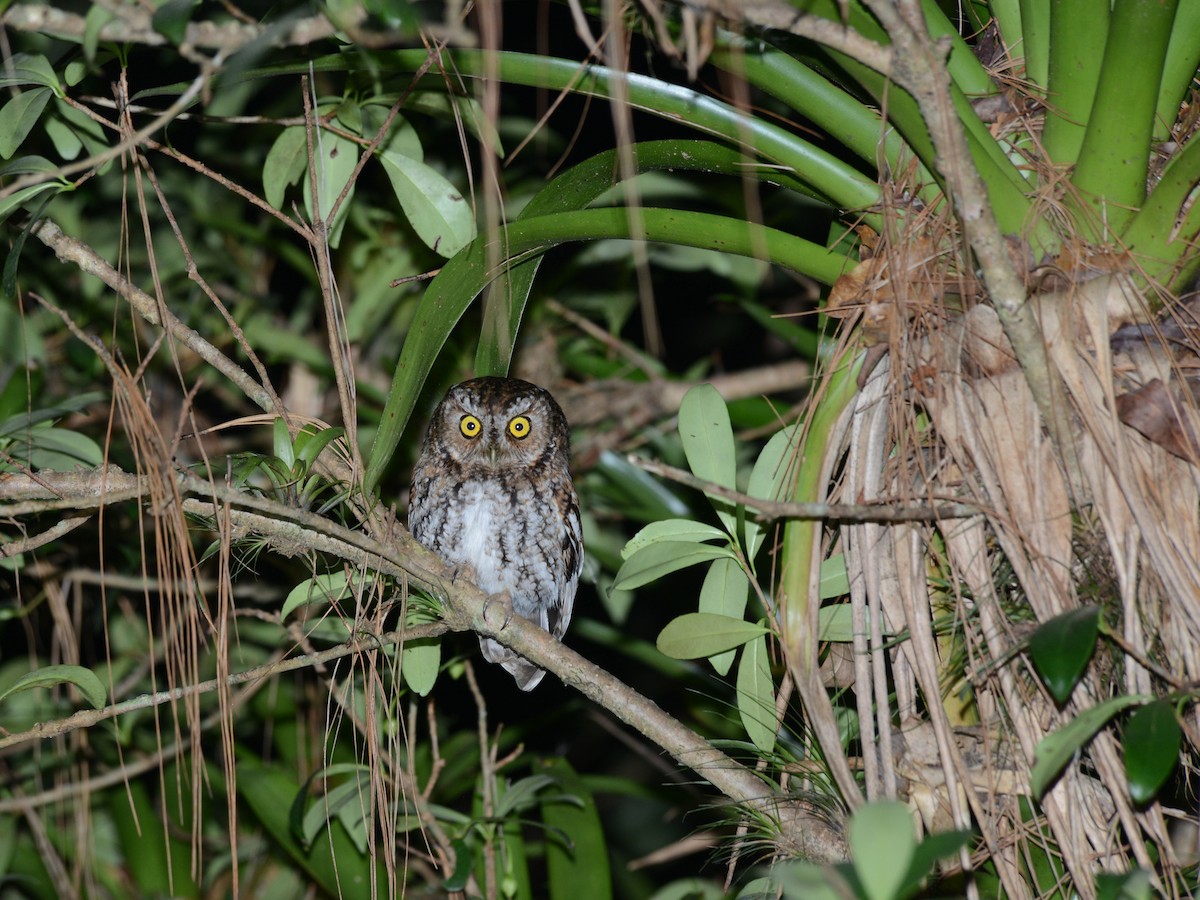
[620,518,729,559]
[0,88,52,159]
[240,759,381,894]
[301,770,372,854]
[282,571,353,620]
[444,839,473,891]
[656,612,768,659]
[263,126,309,209]
[401,638,440,696]
[0,54,61,94]
[1123,699,1181,805]
[819,553,850,599]
[777,862,849,900]
[495,774,560,818]
[736,632,776,753]
[744,425,798,560]
[303,131,357,246]
[294,425,345,467]
[0,181,62,228]
[678,384,737,534]
[23,427,101,470]
[0,663,106,710]
[1095,869,1153,900]
[1031,694,1150,799]
[273,417,295,468]
[900,829,974,898]
[698,558,750,675]
[43,115,82,161]
[613,541,735,591]
[540,758,611,900]
[654,879,727,900]
[365,205,850,492]
[151,0,199,45]
[1028,606,1101,704]
[379,149,475,258]
[850,802,914,900]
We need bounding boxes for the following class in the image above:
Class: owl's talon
[482,591,514,630]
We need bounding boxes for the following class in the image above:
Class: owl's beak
[488,445,498,468]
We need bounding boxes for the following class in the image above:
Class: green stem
[476,140,821,377]
[1018,0,1050,88]
[1069,0,1180,237]
[365,207,851,490]
[1122,135,1200,290]
[1154,0,1200,142]
[779,347,863,665]
[1041,0,1110,167]
[382,49,882,214]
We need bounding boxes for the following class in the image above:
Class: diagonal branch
[0,467,849,862]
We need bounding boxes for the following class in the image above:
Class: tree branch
[0,467,848,862]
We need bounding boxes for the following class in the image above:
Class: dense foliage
[0,0,1198,897]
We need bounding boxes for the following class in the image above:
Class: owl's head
[426,376,570,470]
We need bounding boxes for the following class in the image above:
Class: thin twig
[630,456,982,521]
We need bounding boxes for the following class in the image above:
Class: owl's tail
[479,636,546,691]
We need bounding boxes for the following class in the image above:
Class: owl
[408,376,583,691]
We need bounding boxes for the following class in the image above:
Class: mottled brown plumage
[408,377,583,690]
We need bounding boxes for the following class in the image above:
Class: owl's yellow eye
[508,416,532,439]
[459,415,482,439]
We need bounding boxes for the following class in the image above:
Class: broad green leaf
[0,88,52,159]
[540,758,611,900]
[495,774,560,818]
[294,426,345,467]
[43,115,82,161]
[0,54,60,94]
[613,541,735,591]
[263,126,308,209]
[23,426,103,470]
[379,149,475,258]
[273,417,295,468]
[0,663,106,710]
[109,781,189,896]
[1095,869,1153,900]
[850,801,914,900]
[240,759,380,894]
[816,603,894,642]
[1123,699,1181,805]
[400,638,440,696]
[302,772,372,854]
[736,632,776,753]
[778,862,849,900]
[620,518,729,559]
[303,130,357,246]
[0,182,61,228]
[444,839,473,891]
[900,828,974,898]
[1031,694,1150,799]
[151,0,199,45]
[678,384,737,534]
[282,571,353,620]
[745,425,798,560]
[698,558,750,675]
[656,612,767,659]
[653,879,727,900]
[819,553,850,599]
[1028,606,1101,704]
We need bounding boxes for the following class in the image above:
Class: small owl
[408,376,583,690]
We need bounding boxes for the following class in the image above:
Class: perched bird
[408,376,583,690]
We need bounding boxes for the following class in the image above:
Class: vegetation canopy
[0,0,1198,897]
